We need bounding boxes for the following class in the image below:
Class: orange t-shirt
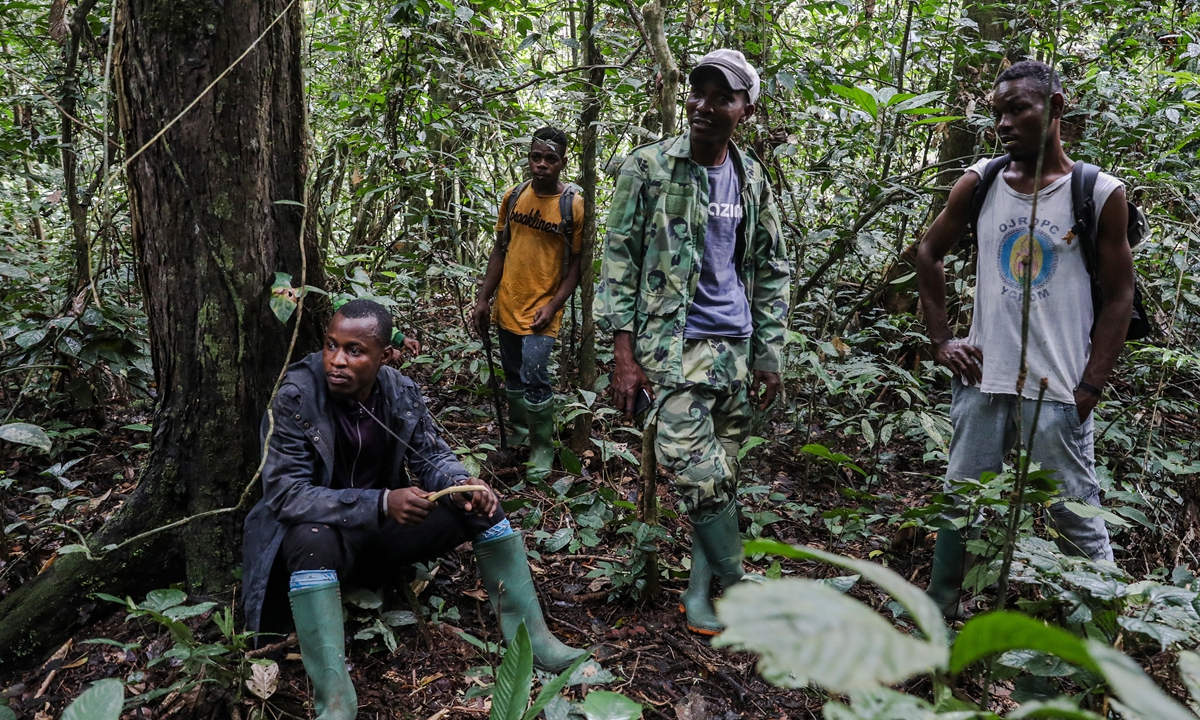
[492,185,584,337]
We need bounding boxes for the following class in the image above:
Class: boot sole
[678,603,721,636]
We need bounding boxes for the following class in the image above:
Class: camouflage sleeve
[595,156,649,336]
[749,180,791,373]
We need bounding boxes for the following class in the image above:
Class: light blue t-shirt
[684,154,753,339]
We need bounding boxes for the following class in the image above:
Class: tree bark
[641,0,679,137]
[571,0,605,453]
[0,0,321,665]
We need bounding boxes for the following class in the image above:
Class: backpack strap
[498,179,533,256]
[557,185,578,282]
[1070,162,1101,278]
[965,154,1011,247]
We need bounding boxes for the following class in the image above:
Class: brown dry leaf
[61,655,87,670]
[44,189,63,204]
[88,488,112,512]
[674,689,712,720]
[245,661,279,700]
[461,587,487,602]
[830,336,850,357]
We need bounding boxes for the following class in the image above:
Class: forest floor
[0,336,1027,720]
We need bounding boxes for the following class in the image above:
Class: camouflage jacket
[595,132,791,384]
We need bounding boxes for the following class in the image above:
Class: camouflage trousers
[648,337,751,514]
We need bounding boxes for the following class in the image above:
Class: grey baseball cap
[688,49,761,103]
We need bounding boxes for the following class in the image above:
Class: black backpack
[965,155,1152,341]
[498,179,579,283]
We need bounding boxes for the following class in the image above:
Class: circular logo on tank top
[998,227,1057,291]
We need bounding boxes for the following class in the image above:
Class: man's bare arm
[1075,187,1133,419]
[471,238,507,334]
[915,171,985,385]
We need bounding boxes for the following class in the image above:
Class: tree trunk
[0,0,321,666]
[571,0,604,453]
[642,0,679,137]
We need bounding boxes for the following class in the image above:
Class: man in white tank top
[915,61,1135,618]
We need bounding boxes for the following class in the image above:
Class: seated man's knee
[281,523,344,572]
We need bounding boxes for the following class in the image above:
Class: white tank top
[964,158,1122,404]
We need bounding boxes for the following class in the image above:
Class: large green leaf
[1007,699,1105,719]
[0,706,15,720]
[61,679,124,720]
[1179,651,1200,715]
[743,539,947,646]
[490,622,533,720]
[949,612,1098,675]
[1087,640,1197,720]
[0,422,51,452]
[522,651,592,720]
[822,688,989,719]
[829,84,878,119]
[714,578,948,693]
[579,690,643,720]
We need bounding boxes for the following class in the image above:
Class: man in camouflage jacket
[595,49,790,636]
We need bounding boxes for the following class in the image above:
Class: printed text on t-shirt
[708,202,743,219]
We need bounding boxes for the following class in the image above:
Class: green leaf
[142,589,188,613]
[822,688,951,720]
[61,679,124,720]
[273,199,305,206]
[122,423,153,432]
[1062,502,1130,528]
[491,622,533,720]
[1180,651,1200,715]
[163,602,218,621]
[579,690,643,720]
[714,578,948,693]
[0,707,14,720]
[0,422,52,452]
[743,539,947,647]
[343,587,383,610]
[887,90,944,110]
[1087,640,1197,720]
[522,651,592,720]
[829,85,878,119]
[515,32,541,51]
[911,115,966,126]
[1007,699,1105,719]
[949,611,1098,675]
[738,436,768,461]
[560,447,582,475]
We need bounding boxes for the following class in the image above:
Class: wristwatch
[1075,381,1103,399]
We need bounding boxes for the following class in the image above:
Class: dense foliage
[1,0,1198,716]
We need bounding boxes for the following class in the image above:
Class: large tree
[0,0,321,663]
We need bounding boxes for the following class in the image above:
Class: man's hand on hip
[933,339,984,386]
[387,487,434,525]
[750,370,780,410]
[1074,389,1099,423]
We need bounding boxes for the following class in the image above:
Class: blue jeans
[946,379,1113,562]
[497,328,555,405]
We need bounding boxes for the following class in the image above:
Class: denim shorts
[946,379,1113,562]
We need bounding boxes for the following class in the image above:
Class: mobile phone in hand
[632,387,653,417]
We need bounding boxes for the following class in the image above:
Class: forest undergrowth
[3,0,1200,717]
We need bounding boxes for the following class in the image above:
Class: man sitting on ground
[242,299,583,720]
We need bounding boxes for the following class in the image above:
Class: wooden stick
[425,485,489,502]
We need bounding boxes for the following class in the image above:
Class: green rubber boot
[474,532,586,671]
[289,582,357,720]
[524,397,556,482]
[505,389,529,447]
[691,501,745,588]
[927,527,968,620]
[679,534,723,636]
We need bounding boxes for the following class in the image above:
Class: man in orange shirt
[472,127,583,480]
